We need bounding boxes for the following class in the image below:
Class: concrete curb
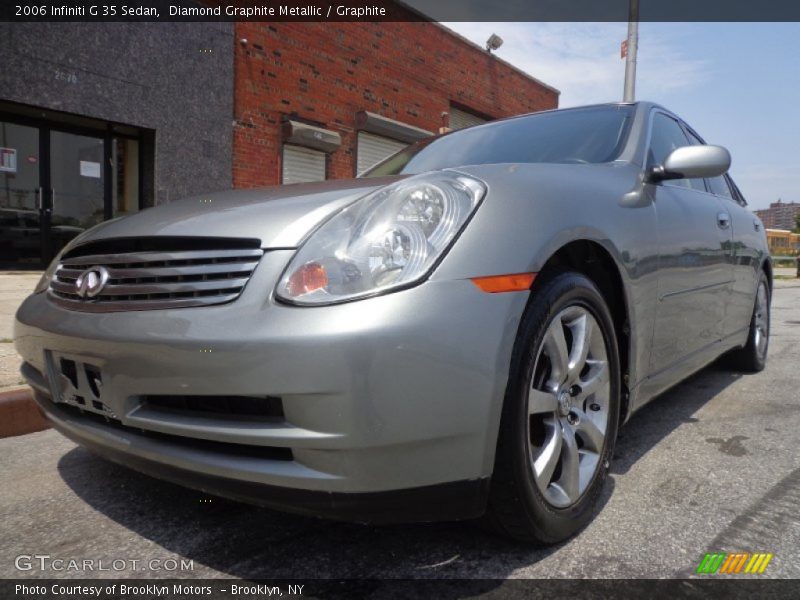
[0,386,50,438]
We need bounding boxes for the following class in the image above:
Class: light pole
[623,0,639,102]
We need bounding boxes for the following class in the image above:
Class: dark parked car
[0,208,83,264]
[15,102,771,542]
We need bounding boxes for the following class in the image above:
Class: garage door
[282,145,326,184]
[449,107,487,130]
[357,132,407,175]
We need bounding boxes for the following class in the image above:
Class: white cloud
[442,22,710,107]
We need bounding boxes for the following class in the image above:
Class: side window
[647,113,705,192]
[683,127,733,199]
[725,175,747,206]
[707,174,733,199]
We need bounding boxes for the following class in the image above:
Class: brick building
[1,19,556,268]
[233,21,558,187]
[754,200,800,231]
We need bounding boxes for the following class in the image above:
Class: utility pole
[623,0,639,102]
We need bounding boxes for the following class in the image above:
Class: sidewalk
[0,271,41,390]
[775,266,798,279]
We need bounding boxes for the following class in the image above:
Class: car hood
[67,162,638,254]
[73,176,404,249]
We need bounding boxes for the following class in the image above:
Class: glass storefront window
[49,130,105,236]
[1,113,145,267]
[0,121,42,267]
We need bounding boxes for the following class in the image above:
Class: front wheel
[485,271,621,543]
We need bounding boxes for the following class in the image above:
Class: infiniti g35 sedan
[14,102,770,543]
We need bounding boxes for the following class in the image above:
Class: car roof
[494,100,668,123]
[441,101,670,139]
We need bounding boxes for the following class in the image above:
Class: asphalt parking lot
[2,278,799,580]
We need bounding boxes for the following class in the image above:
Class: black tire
[484,271,621,544]
[726,271,770,373]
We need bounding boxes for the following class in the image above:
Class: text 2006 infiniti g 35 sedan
[15,102,770,543]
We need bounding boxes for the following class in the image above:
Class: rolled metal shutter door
[282,145,326,184]
[449,107,487,130]
[357,132,407,175]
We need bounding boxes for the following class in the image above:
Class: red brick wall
[233,21,559,188]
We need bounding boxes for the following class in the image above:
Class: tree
[794,212,800,233]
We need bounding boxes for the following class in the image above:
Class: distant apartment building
[754,200,800,230]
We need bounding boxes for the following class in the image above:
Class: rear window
[362,105,635,177]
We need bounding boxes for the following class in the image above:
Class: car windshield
[362,104,635,177]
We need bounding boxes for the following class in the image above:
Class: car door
[646,111,733,375]
[682,125,758,346]
[707,173,763,343]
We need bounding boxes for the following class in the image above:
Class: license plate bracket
[44,350,117,419]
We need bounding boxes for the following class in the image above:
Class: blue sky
[444,22,800,210]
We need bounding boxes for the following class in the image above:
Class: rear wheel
[485,271,620,543]
[726,272,770,372]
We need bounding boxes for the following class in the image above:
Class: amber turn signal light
[470,272,536,293]
[286,262,329,296]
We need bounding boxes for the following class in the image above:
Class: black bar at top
[2,0,800,23]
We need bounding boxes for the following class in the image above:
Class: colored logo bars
[696,552,773,574]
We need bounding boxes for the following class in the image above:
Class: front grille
[48,237,263,312]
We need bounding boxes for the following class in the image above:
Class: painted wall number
[54,70,78,84]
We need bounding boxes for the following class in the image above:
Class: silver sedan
[15,102,771,543]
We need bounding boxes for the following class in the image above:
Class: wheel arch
[535,239,633,425]
[762,257,773,293]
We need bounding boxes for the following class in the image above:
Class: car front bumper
[15,250,528,522]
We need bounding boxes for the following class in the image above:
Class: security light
[486,34,503,53]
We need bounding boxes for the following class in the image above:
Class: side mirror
[649,145,731,182]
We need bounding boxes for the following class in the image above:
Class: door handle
[717,212,730,229]
[51,189,56,213]
[36,187,43,210]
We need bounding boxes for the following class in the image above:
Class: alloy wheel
[527,305,611,508]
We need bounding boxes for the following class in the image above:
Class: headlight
[276,171,485,305]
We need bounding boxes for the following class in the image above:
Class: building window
[282,144,326,184]
[356,131,407,175]
[353,111,432,176]
[449,106,488,130]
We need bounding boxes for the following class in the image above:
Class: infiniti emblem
[74,266,110,299]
